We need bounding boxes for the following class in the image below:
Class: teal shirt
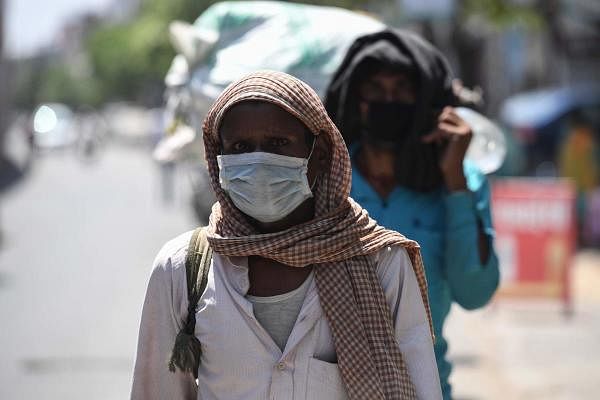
[350,153,500,400]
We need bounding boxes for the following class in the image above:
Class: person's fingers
[442,106,454,116]
[443,110,463,125]
[438,107,452,122]
[438,108,463,126]
[438,122,459,133]
[424,122,461,142]
[438,116,461,130]
[421,129,444,143]
[439,123,472,143]
[441,113,472,132]
[425,111,473,144]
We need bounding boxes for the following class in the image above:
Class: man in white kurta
[131,71,442,400]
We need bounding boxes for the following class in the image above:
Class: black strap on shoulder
[168,226,212,378]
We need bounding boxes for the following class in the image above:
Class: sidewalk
[447,250,600,400]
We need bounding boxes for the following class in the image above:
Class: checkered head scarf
[203,70,433,399]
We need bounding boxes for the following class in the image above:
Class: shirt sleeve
[443,162,500,310]
[130,232,198,400]
[377,247,443,400]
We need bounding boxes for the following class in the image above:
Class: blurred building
[386,0,600,115]
[482,0,600,113]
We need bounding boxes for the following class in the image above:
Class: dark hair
[353,58,417,89]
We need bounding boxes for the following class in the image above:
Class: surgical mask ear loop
[306,136,320,191]
[306,135,317,161]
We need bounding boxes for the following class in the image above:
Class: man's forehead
[223,101,299,122]
[367,71,412,84]
[219,101,312,138]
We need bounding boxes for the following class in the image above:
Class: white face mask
[217,143,316,223]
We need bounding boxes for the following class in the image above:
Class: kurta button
[276,362,286,371]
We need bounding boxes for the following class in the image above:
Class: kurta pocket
[306,357,348,400]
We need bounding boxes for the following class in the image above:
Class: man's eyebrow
[263,126,304,136]
[220,127,303,140]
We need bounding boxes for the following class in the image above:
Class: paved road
[0,144,195,400]
[447,250,600,400]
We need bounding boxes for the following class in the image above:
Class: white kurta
[131,231,442,400]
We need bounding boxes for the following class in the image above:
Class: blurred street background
[1,0,599,399]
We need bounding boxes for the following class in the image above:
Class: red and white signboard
[491,178,577,310]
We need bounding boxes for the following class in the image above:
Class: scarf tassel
[168,321,202,376]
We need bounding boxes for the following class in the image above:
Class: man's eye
[232,142,249,152]
[362,84,384,101]
[269,138,290,147]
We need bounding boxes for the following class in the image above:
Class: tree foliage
[86,0,216,106]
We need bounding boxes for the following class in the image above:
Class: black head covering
[325,29,459,191]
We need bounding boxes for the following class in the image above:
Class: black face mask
[361,101,416,148]
[359,101,445,192]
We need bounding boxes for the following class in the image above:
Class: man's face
[356,70,417,161]
[218,101,328,231]
[358,70,416,119]
[219,101,319,183]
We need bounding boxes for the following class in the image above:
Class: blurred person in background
[559,110,600,239]
[131,71,442,399]
[325,29,500,400]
